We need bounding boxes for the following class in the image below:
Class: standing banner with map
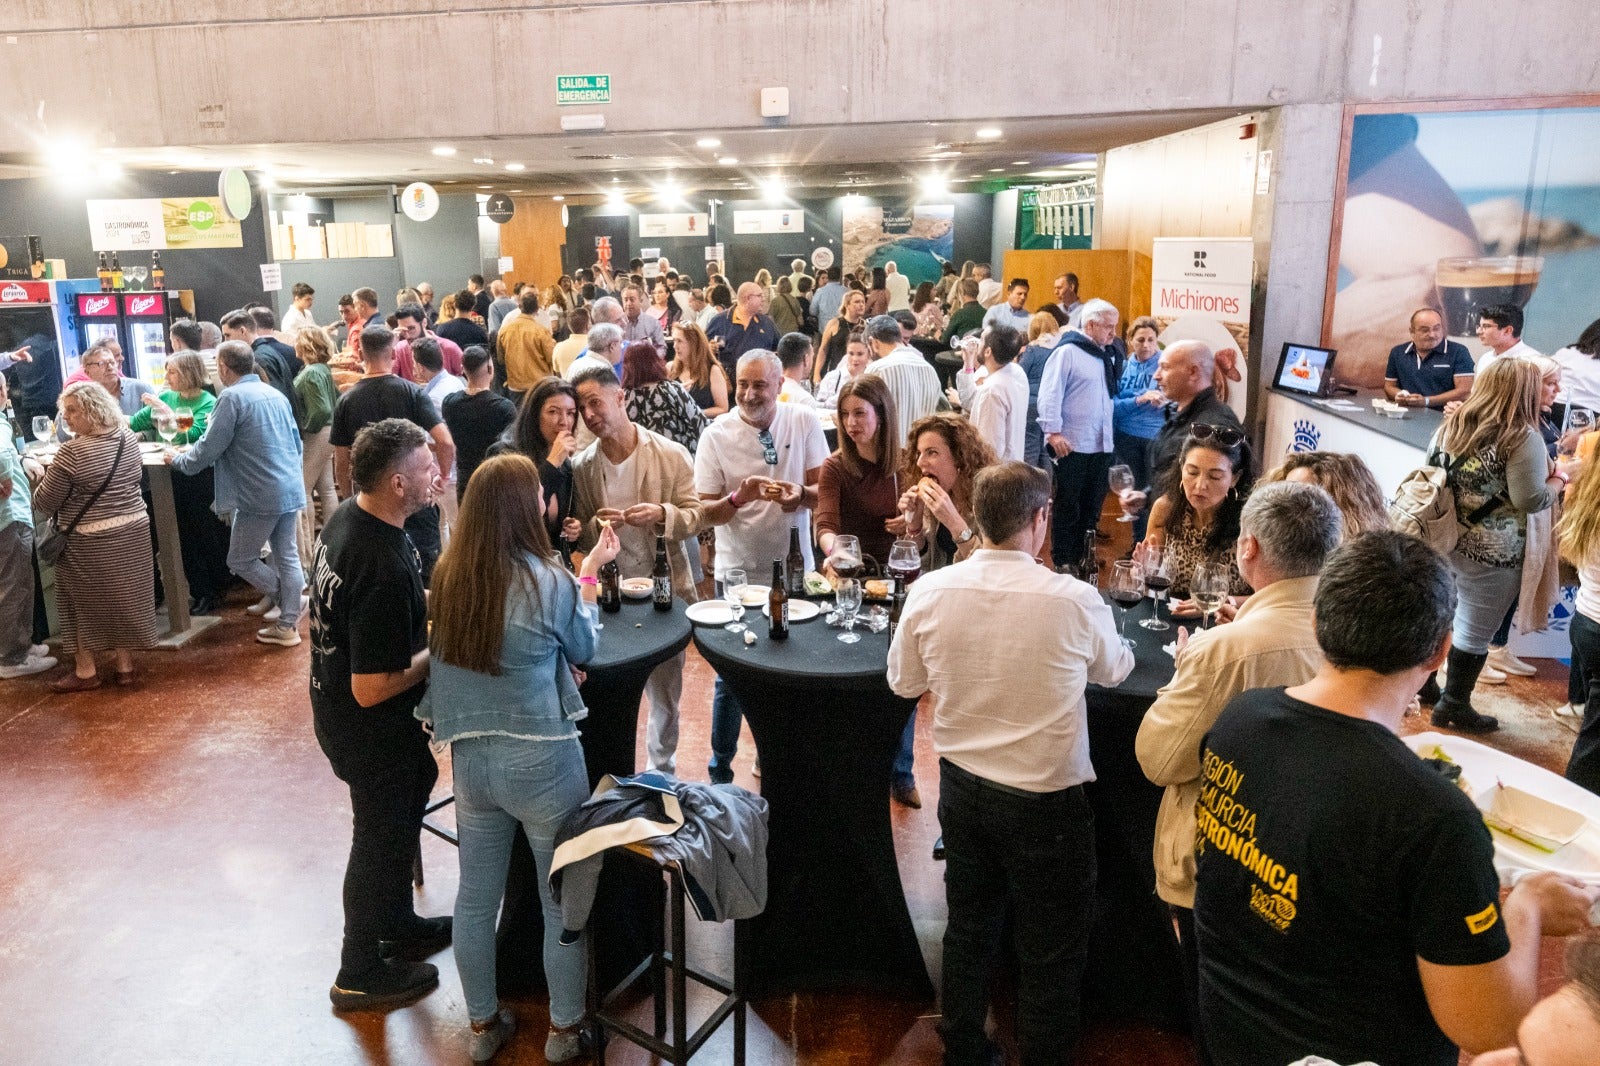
[842,202,954,287]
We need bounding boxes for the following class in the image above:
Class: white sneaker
[1554,703,1585,720]
[246,595,276,616]
[1477,663,1507,686]
[264,594,308,622]
[1486,645,1537,677]
[256,623,302,647]
[29,644,49,658]
[0,654,57,679]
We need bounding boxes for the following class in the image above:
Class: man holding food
[695,350,829,784]
[569,364,703,774]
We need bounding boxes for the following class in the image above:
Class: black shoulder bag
[38,434,127,566]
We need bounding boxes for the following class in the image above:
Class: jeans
[1447,552,1523,655]
[298,426,338,571]
[1572,626,1590,707]
[1567,612,1600,795]
[1050,450,1114,570]
[0,521,34,665]
[450,735,600,1027]
[892,708,917,787]
[937,759,1096,1066]
[709,579,750,781]
[645,652,685,774]
[327,728,439,976]
[228,510,304,625]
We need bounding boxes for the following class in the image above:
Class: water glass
[154,413,178,444]
[31,416,52,442]
[723,568,747,633]
[1108,465,1136,522]
[835,578,863,644]
[1192,562,1231,630]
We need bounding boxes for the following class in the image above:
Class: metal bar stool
[413,794,458,887]
[590,843,748,1064]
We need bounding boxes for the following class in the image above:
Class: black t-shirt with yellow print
[1193,687,1510,1066]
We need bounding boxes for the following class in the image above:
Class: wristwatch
[956,527,974,544]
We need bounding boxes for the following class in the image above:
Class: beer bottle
[97,253,112,292]
[888,581,905,643]
[110,252,124,291]
[598,557,622,613]
[1080,531,1100,587]
[768,561,789,640]
[785,525,806,596]
[150,251,165,291]
[651,534,673,612]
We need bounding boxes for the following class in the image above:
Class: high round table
[1083,593,1188,1029]
[693,606,934,1000]
[497,598,693,995]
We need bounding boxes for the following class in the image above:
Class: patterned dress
[626,381,708,456]
[1163,510,1251,597]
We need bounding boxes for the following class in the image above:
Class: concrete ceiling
[0,108,1248,196]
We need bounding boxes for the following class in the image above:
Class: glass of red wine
[1136,543,1171,632]
[1109,559,1146,648]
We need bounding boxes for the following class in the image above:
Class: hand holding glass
[1108,465,1137,522]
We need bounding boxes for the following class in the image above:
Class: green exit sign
[557,74,611,106]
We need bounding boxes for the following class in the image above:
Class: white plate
[734,585,770,608]
[763,599,821,622]
[684,601,735,626]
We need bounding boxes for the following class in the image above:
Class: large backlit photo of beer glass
[1434,255,1544,342]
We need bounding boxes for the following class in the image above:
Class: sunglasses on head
[1187,423,1244,448]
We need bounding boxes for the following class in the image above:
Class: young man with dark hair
[310,417,450,1012]
[220,308,303,421]
[440,346,515,500]
[392,303,463,383]
[498,288,557,403]
[283,281,319,334]
[955,325,1029,461]
[1194,530,1598,1066]
[774,331,817,406]
[1477,302,1541,366]
[983,278,1033,333]
[942,278,986,345]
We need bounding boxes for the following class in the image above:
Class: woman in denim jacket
[417,453,622,1063]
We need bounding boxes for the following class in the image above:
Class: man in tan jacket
[1134,480,1341,1055]
[570,364,703,773]
[497,288,556,404]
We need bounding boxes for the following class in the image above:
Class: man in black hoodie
[1118,340,1245,523]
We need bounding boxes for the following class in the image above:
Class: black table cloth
[1083,593,1189,1030]
[694,611,934,1000]
[497,599,693,995]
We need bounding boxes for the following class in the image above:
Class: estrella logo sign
[1291,419,1320,453]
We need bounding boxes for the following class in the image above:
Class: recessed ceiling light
[551,195,565,202]
[920,175,949,198]
[697,137,721,149]
[976,127,1002,140]
[431,146,457,157]
[510,189,524,193]
[472,156,494,165]
[718,156,738,166]
[477,184,492,189]
[988,167,1005,173]
[1011,160,1030,165]
[505,162,526,172]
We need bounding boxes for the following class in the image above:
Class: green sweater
[942,300,986,346]
[128,388,216,445]
[294,362,338,434]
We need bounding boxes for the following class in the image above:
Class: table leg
[146,464,191,636]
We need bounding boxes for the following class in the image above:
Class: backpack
[1388,447,1503,555]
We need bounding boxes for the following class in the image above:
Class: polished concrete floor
[0,558,1583,1064]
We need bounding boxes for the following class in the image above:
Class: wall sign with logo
[557,74,611,106]
[77,292,119,318]
[1152,236,1255,421]
[0,280,50,304]
[88,197,244,251]
[733,209,804,235]
[400,182,440,222]
[810,246,835,271]
[484,194,516,224]
[638,213,708,238]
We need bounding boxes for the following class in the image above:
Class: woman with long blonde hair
[418,453,620,1064]
[1426,357,1573,732]
[1559,456,1600,790]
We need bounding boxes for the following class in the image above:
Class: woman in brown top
[815,376,902,568]
[34,381,159,690]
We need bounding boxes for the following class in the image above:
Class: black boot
[1430,648,1499,733]
[1417,673,1441,705]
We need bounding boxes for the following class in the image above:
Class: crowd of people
[5,255,1600,1066]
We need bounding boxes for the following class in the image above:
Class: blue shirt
[1037,341,1114,454]
[982,303,1033,333]
[171,374,307,515]
[417,555,600,743]
[811,282,846,328]
[1384,340,1474,399]
[1113,353,1165,440]
[704,311,779,379]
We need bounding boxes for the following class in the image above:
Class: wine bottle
[97,253,112,292]
[651,534,673,612]
[598,558,622,613]
[785,525,806,596]
[110,252,124,291]
[768,561,789,639]
[150,251,165,291]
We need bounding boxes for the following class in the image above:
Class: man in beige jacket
[570,364,703,774]
[1134,480,1341,1055]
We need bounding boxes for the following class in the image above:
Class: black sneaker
[380,915,453,961]
[329,958,439,1012]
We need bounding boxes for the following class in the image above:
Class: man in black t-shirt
[330,325,455,582]
[440,345,515,500]
[435,291,489,351]
[1193,531,1597,1066]
[310,418,448,1011]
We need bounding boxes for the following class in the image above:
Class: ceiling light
[472,156,494,165]
[696,137,721,149]
[1011,160,1030,165]
[477,184,492,189]
[718,156,738,166]
[605,190,627,211]
[96,160,124,182]
[431,146,457,157]
[504,162,526,172]
[762,175,786,200]
[976,127,1002,140]
[920,174,950,198]
[551,195,565,202]
[988,167,1005,173]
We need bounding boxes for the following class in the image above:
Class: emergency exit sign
[557,75,611,106]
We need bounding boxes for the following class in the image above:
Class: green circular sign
[218,167,254,221]
[187,201,217,230]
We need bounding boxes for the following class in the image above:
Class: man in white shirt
[570,365,704,774]
[282,282,320,335]
[1038,299,1120,571]
[974,263,1003,308]
[413,337,465,536]
[775,332,819,406]
[956,326,1030,461]
[1475,303,1541,368]
[695,350,829,783]
[889,460,1132,1066]
[861,315,943,447]
[884,261,911,312]
[982,279,1033,333]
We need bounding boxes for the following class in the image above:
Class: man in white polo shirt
[695,349,829,783]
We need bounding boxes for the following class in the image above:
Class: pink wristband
[578,575,598,586]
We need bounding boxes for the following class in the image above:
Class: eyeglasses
[756,428,778,467]
[1187,423,1244,448]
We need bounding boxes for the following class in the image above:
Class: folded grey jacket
[549,771,769,922]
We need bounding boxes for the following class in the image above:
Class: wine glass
[1191,562,1231,630]
[723,568,747,633]
[31,416,52,443]
[835,578,863,644]
[1561,408,1595,458]
[131,265,148,290]
[154,413,178,444]
[830,534,863,583]
[1108,560,1146,648]
[1136,543,1172,631]
[1108,465,1137,522]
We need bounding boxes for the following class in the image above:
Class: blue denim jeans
[227,509,303,625]
[709,578,748,782]
[1447,552,1523,655]
[449,735,600,1026]
[892,708,917,787]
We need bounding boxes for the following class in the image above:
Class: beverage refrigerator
[71,288,180,388]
